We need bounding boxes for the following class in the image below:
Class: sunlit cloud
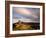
[15,8,38,18]
[12,7,40,23]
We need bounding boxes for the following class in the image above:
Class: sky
[12,7,40,23]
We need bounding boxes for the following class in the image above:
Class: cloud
[14,8,38,18]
